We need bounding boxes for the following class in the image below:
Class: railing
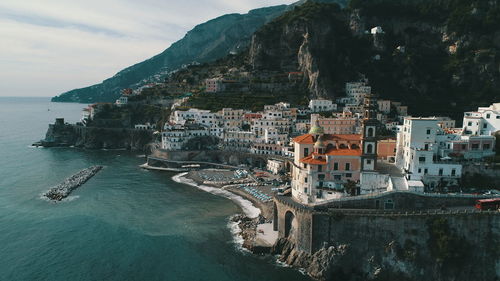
[311,190,498,206]
[322,208,499,217]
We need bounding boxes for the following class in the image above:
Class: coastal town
[47,75,497,258]
[78,77,499,197]
[8,0,500,280]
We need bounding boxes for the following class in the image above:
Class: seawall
[272,195,500,281]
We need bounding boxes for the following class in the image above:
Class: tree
[345,180,358,196]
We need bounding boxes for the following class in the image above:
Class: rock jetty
[43,166,103,201]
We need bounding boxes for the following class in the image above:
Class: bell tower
[361,93,378,171]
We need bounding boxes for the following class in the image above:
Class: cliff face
[273,214,500,281]
[248,0,500,117]
[249,3,362,98]
[40,122,153,151]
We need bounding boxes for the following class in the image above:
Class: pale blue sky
[0,0,295,97]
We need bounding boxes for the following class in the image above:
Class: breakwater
[43,166,103,201]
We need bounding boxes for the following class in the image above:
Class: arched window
[326,143,334,151]
[367,127,374,137]
[367,144,373,154]
[339,143,347,149]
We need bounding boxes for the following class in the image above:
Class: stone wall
[272,194,500,281]
[150,149,277,168]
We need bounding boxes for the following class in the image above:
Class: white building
[309,99,337,112]
[171,108,216,127]
[223,130,255,151]
[371,26,384,34]
[462,103,500,136]
[267,159,285,175]
[161,123,210,151]
[377,100,391,114]
[395,117,462,188]
[135,123,156,130]
[435,116,456,129]
[219,108,245,129]
[115,96,128,107]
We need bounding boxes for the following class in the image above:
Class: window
[419,157,426,163]
[424,144,429,150]
[468,122,472,126]
[461,144,466,150]
[304,148,309,156]
[345,163,351,171]
[318,165,322,172]
[305,177,308,183]
[333,163,339,170]
[486,114,490,119]
[426,129,431,135]
[424,168,428,174]
[346,173,352,178]
[367,144,373,154]
[304,188,308,193]
[451,169,456,176]
[367,159,372,164]
[367,127,374,137]
[471,143,479,150]
[418,168,422,173]
[484,143,491,149]
[439,169,443,176]
[483,123,487,129]
[334,175,341,180]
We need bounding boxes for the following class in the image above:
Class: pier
[43,166,103,201]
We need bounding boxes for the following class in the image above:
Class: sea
[0,97,310,281]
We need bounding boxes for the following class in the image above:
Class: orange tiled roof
[300,156,327,165]
[293,134,362,144]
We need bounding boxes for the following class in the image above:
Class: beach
[171,168,282,253]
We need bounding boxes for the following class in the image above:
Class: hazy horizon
[0,0,295,97]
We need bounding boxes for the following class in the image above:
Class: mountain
[248,0,500,118]
[52,0,347,103]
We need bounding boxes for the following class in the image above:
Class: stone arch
[326,143,334,151]
[284,210,296,238]
[367,127,374,137]
[367,144,373,154]
[273,202,278,231]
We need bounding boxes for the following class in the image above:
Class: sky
[0,0,296,97]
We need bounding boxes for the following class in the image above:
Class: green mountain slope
[52,0,347,103]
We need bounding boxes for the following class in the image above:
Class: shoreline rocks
[43,166,103,201]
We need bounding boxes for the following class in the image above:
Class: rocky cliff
[248,0,500,117]
[272,213,500,281]
[38,120,153,151]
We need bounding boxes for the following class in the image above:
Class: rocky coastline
[43,166,103,201]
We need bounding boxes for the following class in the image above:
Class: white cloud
[0,0,295,97]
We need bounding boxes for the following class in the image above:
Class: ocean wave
[171,172,260,218]
[227,216,251,253]
[39,193,79,203]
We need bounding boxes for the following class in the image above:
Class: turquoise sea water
[0,97,310,281]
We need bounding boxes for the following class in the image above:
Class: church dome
[309,120,324,135]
